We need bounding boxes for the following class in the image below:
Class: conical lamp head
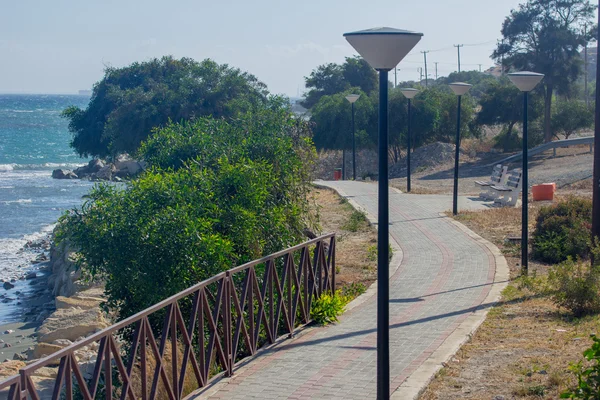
[345,94,360,103]
[449,82,472,96]
[508,71,544,92]
[400,88,419,99]
[344,27,423,71]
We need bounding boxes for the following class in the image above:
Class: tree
[62,56,268,158]
[552,99,594,139]
[58,99,317,322]
[437,70,498,100]
[493,0,596,143]
[302,57,377,109]
[477,78,543,151]
[309,89,376,151]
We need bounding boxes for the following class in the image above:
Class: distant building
[78,90,92,96]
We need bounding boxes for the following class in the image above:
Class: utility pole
[434,62,439,80]
[454,44,463,73]
[585,24,589,107]
[500,39,505,75]
[394,68,397,88]
[592,3,600,257]
[421,51,429,87]
[478,64,482,73]
[418,67,423,83]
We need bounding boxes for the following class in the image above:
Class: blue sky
[0,0,526,96]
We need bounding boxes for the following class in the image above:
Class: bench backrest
[490,164,508,184]
[506,170,522,189]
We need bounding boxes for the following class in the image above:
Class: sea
[0,94,95,323]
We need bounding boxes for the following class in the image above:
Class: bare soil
[419,201,598,400]
[309,187,378,290]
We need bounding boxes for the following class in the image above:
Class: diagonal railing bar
[118,320,142,400]
[230,271,253,362]
[174,299,203,396]
[5,234,335,400]
[145,317,175,400]
[252,263,274,347]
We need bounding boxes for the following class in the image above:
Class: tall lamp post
[507,71,544,274]
[346,94,360,180]
[400,88,419,192]
[449,82,472,216]
[344,27,422,399]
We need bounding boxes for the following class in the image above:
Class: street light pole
[449,82,472,215]
[346,94,360,180]
[400,88,419,193]
[344,27,422,400]
[508,71,544,274]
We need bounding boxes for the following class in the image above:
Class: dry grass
[310,187,378,290]
[421,200,600,400]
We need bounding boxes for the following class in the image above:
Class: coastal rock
[12,352,27,361]
[2,281,14,290]
[32,366,58,378]
[74,159,105,178]
[32,342,65,359]
[51,169,78,179]
[114,160,143,177]
[95,165,116,181]
[37,307,109,344]
[26,272,37,280]
[0,360,25,378]
[55,295,104,310]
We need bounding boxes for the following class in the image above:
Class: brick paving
[196,181,496,399]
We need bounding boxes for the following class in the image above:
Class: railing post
[224,272,233,376]
[331,236,336,295]
[19,370,27,400]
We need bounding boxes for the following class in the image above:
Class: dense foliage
[551,100,594,139]
[58,100,316,321]
[309,85,479,156]
[493,0,596,142]
[532,197,593,264]
[477,78,543,151]
[62,57,268,158]
[548,255,600,317]
[302,56,377,109]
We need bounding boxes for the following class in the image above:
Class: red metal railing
[0,234,335,400]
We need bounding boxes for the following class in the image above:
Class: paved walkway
[195,181,506,399]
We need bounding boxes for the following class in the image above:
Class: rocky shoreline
[0,234,110,390]
[52,157,144,182]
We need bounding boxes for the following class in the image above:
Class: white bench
[490,169,522,207]
[475,164,508,200]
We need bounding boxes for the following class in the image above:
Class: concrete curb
[391,212,510,400]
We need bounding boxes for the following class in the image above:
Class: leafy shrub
[343,210,367,232]
[532,198,593,264]
[310,290,350,324]
[493,127,522,152]
[58,99,317,323]
[548,257,600,317]
[561,334,600,399]
[341,282,367,300]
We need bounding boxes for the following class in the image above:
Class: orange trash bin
[532,183,555,201]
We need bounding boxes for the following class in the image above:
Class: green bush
[561,334,600,399]
[492,127,522,152]
[343,210,367,232]
[310,290,350,324]
[532,198,593,264]
[548,257,600,317]
[58,99,317,323]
